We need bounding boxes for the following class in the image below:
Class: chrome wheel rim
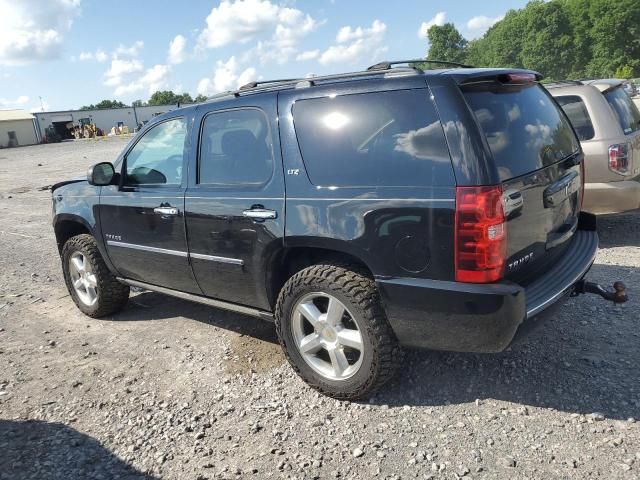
[291,292,364,381]
[69,252,98,306]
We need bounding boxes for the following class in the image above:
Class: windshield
[604,86,640,135]
[463,83,580,181]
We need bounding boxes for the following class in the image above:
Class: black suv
[52,61,626,399]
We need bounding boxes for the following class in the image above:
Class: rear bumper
[583,179,640,215]
[377,227,598,353]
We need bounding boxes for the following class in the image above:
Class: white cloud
[197,0,318,64]
[0,0,82,66]
[114,64,171,97]
[466,15,504,38]
[0,95,30,108]
[319,20,387,65]
[78,49,107,62]
[296,50,319,61]
[95,50,108,62]
[197,56,257,95]
[104,58,143,87]
[198,0,305,48]
[168,34,187,65]
[114,40,144,57]
[417,11,446,39]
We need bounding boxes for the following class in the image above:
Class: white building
[0,109,40,148]
[33,104,184,141]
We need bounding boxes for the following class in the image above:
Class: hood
[51,178,85,192]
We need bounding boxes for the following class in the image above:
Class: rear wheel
[62,234,129,317]
[275,264,402,400]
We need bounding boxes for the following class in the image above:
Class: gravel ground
[0,138,639,480]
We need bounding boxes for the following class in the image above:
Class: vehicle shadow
[0,419,155,479]
[107,264,637,420]
[371,261,640,420]
[112,290,278,345]
[597,210,640,248]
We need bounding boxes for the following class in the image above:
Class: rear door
[461,78,583,283]
[184,98,284,310]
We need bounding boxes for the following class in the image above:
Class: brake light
[503,73,537,84]
[608,143,630,175]
[455,185,507,283]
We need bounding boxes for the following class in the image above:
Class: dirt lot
[0,137,639,479]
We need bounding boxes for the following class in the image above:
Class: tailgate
[462,79,583,282]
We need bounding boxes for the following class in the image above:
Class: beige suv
[547,79,640,214]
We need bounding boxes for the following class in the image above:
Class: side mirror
[87,162,115,186]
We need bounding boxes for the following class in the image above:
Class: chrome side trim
[287,197,455,202]
[107,240,244,265]
[190,252,244,265]
[106,240,188,258]
[117,278,274,321]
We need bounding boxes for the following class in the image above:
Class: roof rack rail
[238,78,301,91]
[543,79,583,89]
[367,59,473,71]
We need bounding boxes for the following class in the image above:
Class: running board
[117,278,275,322]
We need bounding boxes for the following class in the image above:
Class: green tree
[586,0,640,77]
[425,23,468,65]
[433,0,640,80]
[194,94,208,103]
[148,91,194,106]
[615,65,634,79]
[131,99,145,107]
[81,99,127,110]
[519,1,575,80]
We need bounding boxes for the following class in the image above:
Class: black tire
[61,234,129,318]
[275,264,402,400]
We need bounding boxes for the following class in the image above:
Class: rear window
[463,83,580,180]
[292,89,453,187]
[555,95,595,141]
[604,86,640,135]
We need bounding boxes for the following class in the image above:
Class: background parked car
[547,79,640,215]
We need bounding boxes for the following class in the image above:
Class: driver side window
[125,118,186,186]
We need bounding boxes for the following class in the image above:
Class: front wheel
[275,264,402,400]
[61,234,129,317]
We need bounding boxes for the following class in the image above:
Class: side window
[199,109,273,186]
[291,89,453,187]
[555,95,595,141]
[125,118,186,186]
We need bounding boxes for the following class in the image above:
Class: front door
[99,116,200,293]
[185,102,285,310]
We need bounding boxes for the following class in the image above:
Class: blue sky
[0,0,529,112]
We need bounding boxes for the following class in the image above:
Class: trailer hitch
[573,280,628,304]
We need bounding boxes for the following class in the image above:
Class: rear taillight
[608,143,630,175]
[455,185,507,283]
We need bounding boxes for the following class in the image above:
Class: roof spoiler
[458,70,544,86]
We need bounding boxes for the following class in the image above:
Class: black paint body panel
[51,67,599,354]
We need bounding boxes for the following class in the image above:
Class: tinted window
[199,109,273,185]
[555,95,595,141]
[292,89,452,187]
[125,118,186,185]
[463,83,580,180]
[604,86,640,134]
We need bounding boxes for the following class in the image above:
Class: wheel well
[267,247,373,309]
[54,220,90,254]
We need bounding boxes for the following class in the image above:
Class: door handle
[242,208,277,220]
[153,206,179,216]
